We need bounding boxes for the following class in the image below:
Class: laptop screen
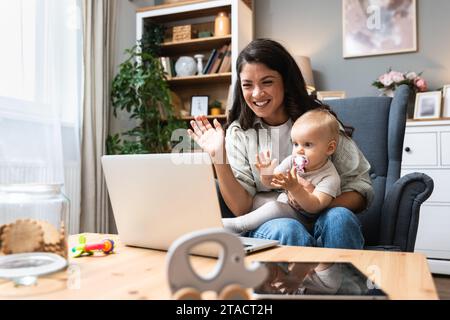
[253,261,388,299]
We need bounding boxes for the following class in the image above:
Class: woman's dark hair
[226,38,353,136]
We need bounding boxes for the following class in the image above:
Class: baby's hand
[271,168,299,191]
[255,150,278,177]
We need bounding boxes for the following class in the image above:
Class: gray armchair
[327,85,433,252]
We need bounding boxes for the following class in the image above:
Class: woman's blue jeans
[246,207,365,249]
[214,181,364,249]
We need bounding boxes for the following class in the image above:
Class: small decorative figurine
[194,54,205,75]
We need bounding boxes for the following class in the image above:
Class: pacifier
[293,155,308,174]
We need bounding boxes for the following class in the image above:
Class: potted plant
[107,24,185,154]
[209,99,223,116]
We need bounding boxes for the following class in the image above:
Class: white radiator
[63,162,81,235]
[0,161,81,235]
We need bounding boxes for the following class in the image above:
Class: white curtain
[0,0,83,234]
[80,0,117,234]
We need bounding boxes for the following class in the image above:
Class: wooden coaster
[37,221,61,246]
[1,219,44,254]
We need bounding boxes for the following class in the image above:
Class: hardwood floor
[433,275,450,300]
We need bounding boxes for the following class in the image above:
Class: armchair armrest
[379,173,434,252]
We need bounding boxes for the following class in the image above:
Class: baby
[223,108,341,233]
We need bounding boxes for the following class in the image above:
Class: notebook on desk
[101,153,279,257]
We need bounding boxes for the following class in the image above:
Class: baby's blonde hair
[293,108,340,141]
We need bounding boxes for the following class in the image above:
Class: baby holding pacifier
[223,108,342,234]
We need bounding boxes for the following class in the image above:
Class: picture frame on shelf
[342,0,417,58]
[443,85,450,118]
[190,96,209,117]
[316,91,346,101]
[414,91,442,120]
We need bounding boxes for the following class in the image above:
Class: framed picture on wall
[343,0,417,58]
[316,91,346,101]
[443,85,450,118]
[414,92,442,120]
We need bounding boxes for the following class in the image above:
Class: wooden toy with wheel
[166,228,268,300]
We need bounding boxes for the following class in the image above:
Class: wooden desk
[0,233,438,300]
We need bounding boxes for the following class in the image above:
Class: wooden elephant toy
[166,228,268,300]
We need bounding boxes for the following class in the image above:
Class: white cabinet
[402,120,450,275]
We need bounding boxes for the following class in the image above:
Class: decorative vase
[175,56,197,77]
[214,11,231,37]
[380,89,395,97]
[194,54,205,75]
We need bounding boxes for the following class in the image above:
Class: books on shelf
[218,43,232,73]
[208,44,228,74]
[160,42,231,79]
[160,56,174,78]
[202,48,217,74]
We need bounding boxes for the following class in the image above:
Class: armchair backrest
[326,85,410,246]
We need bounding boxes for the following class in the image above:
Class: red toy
[71,235,115,258]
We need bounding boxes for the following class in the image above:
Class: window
[0,0,37,101]
[0,0,82,125]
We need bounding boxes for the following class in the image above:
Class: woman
[187,39,373,249]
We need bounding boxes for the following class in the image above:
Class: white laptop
[101,153,279,256]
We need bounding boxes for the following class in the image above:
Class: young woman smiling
[187,39,373,249]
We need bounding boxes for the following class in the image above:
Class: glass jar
[0,184,69,283]
[214,11,231,37]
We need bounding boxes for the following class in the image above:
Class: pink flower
[379,73,393,87]
[373,69,427,94]
[414,77,428,92]
[389,70,405,83]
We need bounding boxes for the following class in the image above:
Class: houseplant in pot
[107,24,186,154]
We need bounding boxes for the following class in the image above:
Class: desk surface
[0,233,438,300]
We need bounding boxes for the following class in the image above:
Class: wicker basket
[172,25,192,42]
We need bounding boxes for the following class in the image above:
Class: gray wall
[111,0,155,136]
[255,0,450,97]
[116,0,155,69]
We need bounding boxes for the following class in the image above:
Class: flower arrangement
[372,68,428,96]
